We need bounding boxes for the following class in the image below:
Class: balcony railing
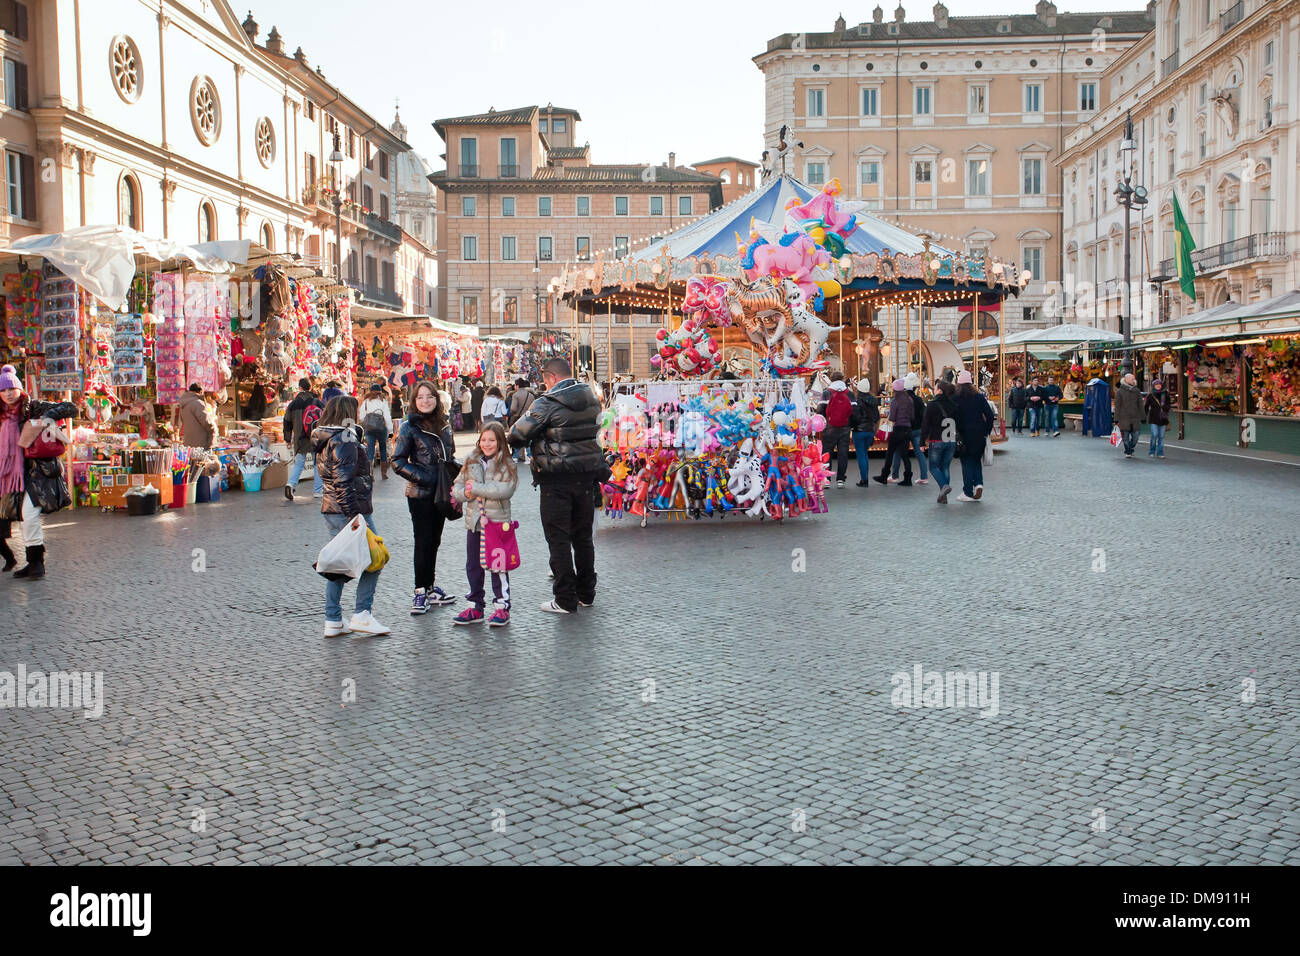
[1221,0,1244,31]
[1161,50,1180,78]
[364,212,401,243]
[347,279,404,311]
[498,164,519,178]
[1157,232,1285,279]
[459,164,480,178]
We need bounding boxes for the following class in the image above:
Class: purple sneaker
[452,607,484,625]
[427,587,456,606]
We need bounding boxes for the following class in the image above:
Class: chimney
[668,152,676,169]
[895,4,905,23]
[933,3,948,28]
[264,25,284,56]
[1035,1,1058,27]
[241,10,258,44]
[873,6,884,24]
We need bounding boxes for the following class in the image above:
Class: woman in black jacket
[391,380,457,615]
[313,396,387,637]
[952,373,996,502]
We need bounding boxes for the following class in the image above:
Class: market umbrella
[0,224,241,310]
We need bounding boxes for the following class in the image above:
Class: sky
[243,0,1142,169]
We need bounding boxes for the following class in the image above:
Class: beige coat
[451,456,517,531]
[177,391,215,448]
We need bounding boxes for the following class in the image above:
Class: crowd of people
[308,358,605,637]
[814,369,997,504]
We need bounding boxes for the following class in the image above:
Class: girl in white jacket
[450,422,519,627]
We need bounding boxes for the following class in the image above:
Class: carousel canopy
[626,175,958,262]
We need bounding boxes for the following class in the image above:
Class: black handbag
[434,456,462,521]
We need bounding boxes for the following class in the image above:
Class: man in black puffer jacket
[508,358,605,615]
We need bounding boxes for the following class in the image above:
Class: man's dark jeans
[822,426,851,482]
[539,475,598,612]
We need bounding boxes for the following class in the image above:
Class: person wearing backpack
[889,373,930,485]
[313,395,388,637]
[360,382,394,481]
[283,378,323,501]
[392,380,458,615]
[817,372,854,489]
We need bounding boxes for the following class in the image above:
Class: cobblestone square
[1,435,1296,865]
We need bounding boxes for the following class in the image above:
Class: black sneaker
[426,587,457,606]
[855,480,869,487]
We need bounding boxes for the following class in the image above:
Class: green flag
[1172,193,1197,301]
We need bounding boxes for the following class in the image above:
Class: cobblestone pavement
[1,432,1296,865]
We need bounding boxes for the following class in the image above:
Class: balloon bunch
[651,322,720,377]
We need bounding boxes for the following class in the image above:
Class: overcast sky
[245,0,1140,169]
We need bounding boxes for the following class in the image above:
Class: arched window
[956,310,999,344]
[118,173,141,229]
[261,221,275,251]
[719,169,731,185]
[198,201,216,243]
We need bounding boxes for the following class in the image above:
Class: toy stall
[599,378,833,527]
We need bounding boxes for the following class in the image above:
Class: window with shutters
[5,150,33,220]
[2,57,27,110]
[362,185,373,211]
[0,2,29,41]
[378,151,389,180]
[379,194,389,220]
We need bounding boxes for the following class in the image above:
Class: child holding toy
[451,422,519,627]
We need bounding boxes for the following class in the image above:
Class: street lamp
[533,256,542,332]
[1113,111,1148,370]
[329,131,344,282]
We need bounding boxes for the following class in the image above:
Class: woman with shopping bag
[313,395,389,637]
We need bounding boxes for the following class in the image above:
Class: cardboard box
[260,459,288,490]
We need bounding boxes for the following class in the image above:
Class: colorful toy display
[599,380,830,526]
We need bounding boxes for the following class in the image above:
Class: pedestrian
[1144,378,1171,459]
[2,366,72,579]
[322,380,345,403]
[817,372,854,489]
[508,357,605,615]
[1026,376,1045,437]
[313,395,389,637]
[1114,372,1144,459]
[389,384,404,421]
[470,380,486,431]
[890,373,930,485]
[177,383,215,449]
[850,378,880,487]
[480,386,508,426]
[1007,377,1028,434]
[874,379,915,486]
[457,380,473,431]
[359,382,394,481]
[507,377,538,463]
[391,380,459,615]
[921,380,959,504]
[953,371,996,501]
[1041,378,1063,437]
[282,377,323,501]
[450,422,519,627]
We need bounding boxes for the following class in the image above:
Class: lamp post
[1113,111,1148,371]
[329,131,345,283]
[533,256,542,332]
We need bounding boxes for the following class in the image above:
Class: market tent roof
[0,225,243,310]
[1019,323,1123,345]
[624,174,958,262]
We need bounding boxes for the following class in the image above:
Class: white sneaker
[836,480,845,488]
[917,478,929,485]
[313,491,323,499]
[539,600,572,614]
[887,477,899,484]
[348,610,390,635]
[973,484,983,500]
[955,493,976,502]
[324,619,351,638]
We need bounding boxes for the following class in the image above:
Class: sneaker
[410,589,428,615]
[540,600,572,614]
[937,485,951,504]
[488,608,510,627]
[1053,431,1060,437]
[871,475,888,485]
[453,607,484,625]
[955,493,976,502]
[917,478,929,485]
[312,491,323,499]
[323,619,351,638]
[577,598,594,608]
[1158,454,1166,459]
[887,477,899,484]
[973,484,983,500]
[836,480,846,488]
[1124,452,1133,459]
[284,485,294,501]
[426,586,457,606]
[855,480,869,487]
[348,611,391,636]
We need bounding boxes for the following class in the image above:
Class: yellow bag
[365,527,390,572]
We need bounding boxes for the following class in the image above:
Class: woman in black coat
[952,374,996,502]
[391,380,457,615]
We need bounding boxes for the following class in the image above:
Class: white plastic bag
[314,515,371,580]
[982,438,994,467]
